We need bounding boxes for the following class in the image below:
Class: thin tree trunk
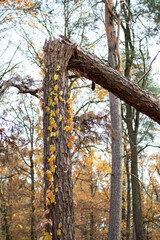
[30,154,35,240]
[43,39,75,240]
[126,106,144,240]
[125,152,131,240]
[105,1,122,239]
[90,182,94,240]
[122,3,145,236]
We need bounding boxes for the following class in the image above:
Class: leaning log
[60,36,160,124]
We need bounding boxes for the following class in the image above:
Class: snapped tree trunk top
[58,36,160,124]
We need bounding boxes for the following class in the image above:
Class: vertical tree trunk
[43,39,75,240]
[30,154,35,240]
[105,1,122,239]
[121,1,145,237]
[125,153,131,240]
[126,107,144,240]
[90,182,94,240]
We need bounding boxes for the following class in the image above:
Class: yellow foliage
[51,165,55,173]
[57,229,61,236]
[59,96,63,101]
[54,74,59,80]
[59,114,62,122]
[50,145,56,154]
[47,192,55,203]
[54,85,58,91]
[56,109,59,116]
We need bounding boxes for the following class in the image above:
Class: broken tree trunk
[43,39,75,240]
[59,38,160,125]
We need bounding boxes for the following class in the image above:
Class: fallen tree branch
[58,36,160,124]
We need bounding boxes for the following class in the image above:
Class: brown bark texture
[105,1,122,239]
[43,39,75,240]
[58,38,160,125]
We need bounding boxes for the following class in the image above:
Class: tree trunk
[122,5,145,237]
[105,1,122,239]
[30,154,35,240]
[125,153,131,240]
[61,37,160,124]
[43,39,75,239]
[126,106,144,240]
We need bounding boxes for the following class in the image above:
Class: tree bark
[43,39,75,240]
[105,1,123,239]
[126,106,144,240]
[125,153,131,240]
[122,4,145,237]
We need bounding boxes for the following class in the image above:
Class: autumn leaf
[57,229,61,236]
[51,165,56,173]
[59,96,63,101]
[56,109,59,116]
[56,65,61,71]
[17,224,23,229]
[59,114,62,122]
[58,222,62,228]
[74,147,77,153]
[68,142,74,149]
[50,145,56,154]
[47,192,55,203]
[69,135,75,142]
[54,74,59,80]
[54,85,58,91]
[67,118,73,125]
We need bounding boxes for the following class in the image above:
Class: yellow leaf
[54,96,58,104]
[57,229,61,236]
[56,109,59,116]
[56,65,61,71]
[50,145,56,153]
[47,192,55,203]
[50,110,55,117]
[17,224,23,229]
[44,235,52,240]
[51,165,55,173]
[64,126,73,132]
[49,155,56,163]
[46,197,50,206]
[59,114,62,122]
[46,170,52,181]
[59,96,63,101]
[58,222,62,228]
[48,126,52,132]
[54,85,58,91]
[55,187,58,192]
[54,74,59,80]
